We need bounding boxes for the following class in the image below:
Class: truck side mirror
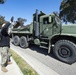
[49,16,52,23]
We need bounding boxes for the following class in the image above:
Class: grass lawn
[10,49,39,75]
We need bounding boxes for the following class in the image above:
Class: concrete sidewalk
[0,55,23,75]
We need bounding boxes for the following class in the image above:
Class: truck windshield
[55,17,61,25]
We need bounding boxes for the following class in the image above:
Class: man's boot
[8,61,12,65]
[1,66,8,72]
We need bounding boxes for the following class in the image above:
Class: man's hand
[10,16,14,23]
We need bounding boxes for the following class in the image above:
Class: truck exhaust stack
[35,9,39,37]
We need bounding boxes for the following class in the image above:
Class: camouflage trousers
[0,47,11,67]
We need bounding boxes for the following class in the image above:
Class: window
[43,17,49,24]
[43,17,53,24]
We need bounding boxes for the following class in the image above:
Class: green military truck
[11,9,76,64]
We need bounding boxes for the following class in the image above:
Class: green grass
[11,49,39,75]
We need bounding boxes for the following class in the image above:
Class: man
[0,21,13,72]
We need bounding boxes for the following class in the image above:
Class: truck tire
[13,36,20,46]
[53,40,76,64]
[20,36,28,48]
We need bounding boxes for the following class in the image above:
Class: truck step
[41,38,49,40]
[40,42,48,44]
[40,46,48,49]
[40,35,48,38]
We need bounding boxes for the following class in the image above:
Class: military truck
[11,9,76,64]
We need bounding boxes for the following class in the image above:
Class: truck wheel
[13,36,20,46]
[53,40,76,64]
[20,36,28,48]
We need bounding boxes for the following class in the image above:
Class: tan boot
[1,67,8,72]
[8,61,12,65]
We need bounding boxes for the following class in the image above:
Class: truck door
[40,16,53,37]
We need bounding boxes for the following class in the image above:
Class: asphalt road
[11,43,76,75]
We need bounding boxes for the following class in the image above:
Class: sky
[0,0,62,25]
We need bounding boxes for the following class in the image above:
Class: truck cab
[33,10,62,47]
[39,13,61,39]
[33,10,61,39]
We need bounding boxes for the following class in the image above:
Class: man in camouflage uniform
[0,22,12,72]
